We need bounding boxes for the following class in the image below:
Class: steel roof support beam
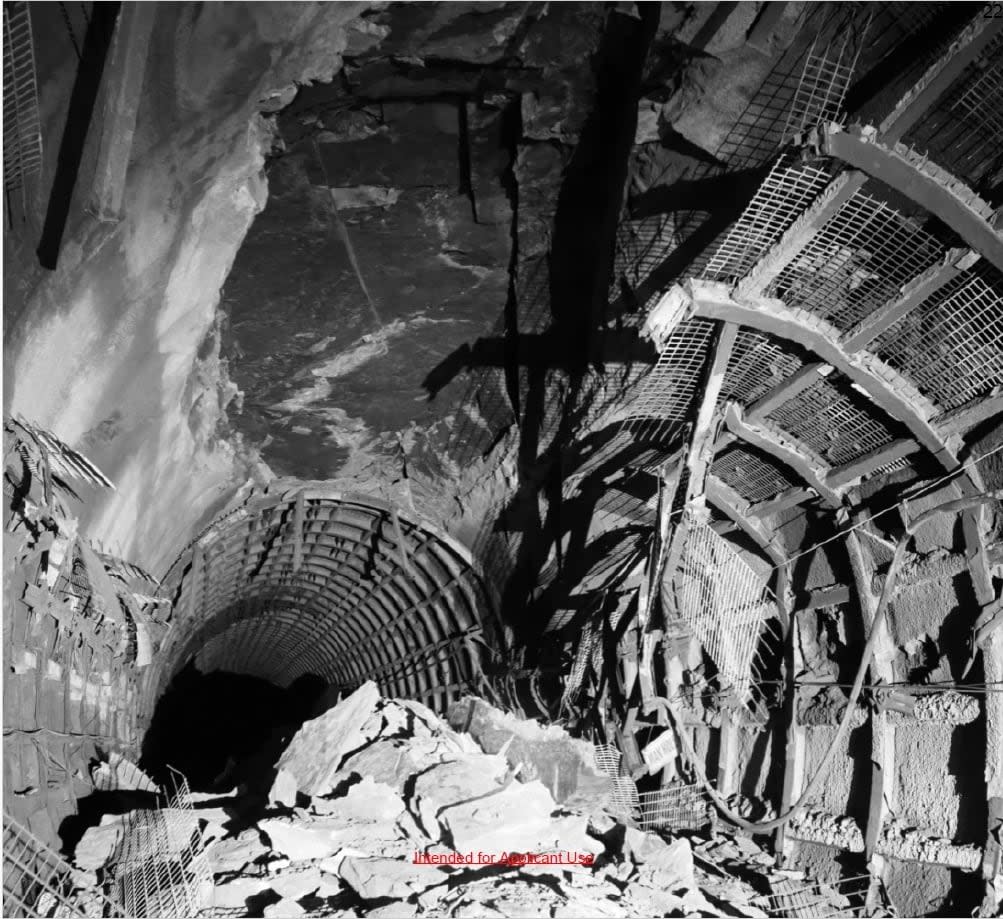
[722,402,842,507]
[819,126,1003,273]
[684,279,967,477]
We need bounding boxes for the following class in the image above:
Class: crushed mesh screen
[873,261,1003,411]
[711,444,798,504]
[3,815,123,917]
[703,156,833,282]
[719,328,808,407]
[766,189,944,330]
[669,514,779,701]
[637,783,713,832]
[626,318,716,439]
[110,775,212,919]
[765,373,896,467]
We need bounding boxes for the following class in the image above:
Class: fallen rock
[270,768,300,809]
[260,819,340,862]
[327,775,404,822]
[208,829,270,875]
[339,854,450,900]
[73,817,125,870]
[263,897,306,917]
[276,681,381,797]
[447,696,611,810]
[211,875,274,909]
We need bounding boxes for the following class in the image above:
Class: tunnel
[135,487,500,790]
[4,2,1003,917]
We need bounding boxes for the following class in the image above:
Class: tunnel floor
[139,663,327,793]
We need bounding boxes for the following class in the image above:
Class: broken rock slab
[259,818,340,862]
[447,695,611,810]
[276,680,381,797]
[339,854,451,901]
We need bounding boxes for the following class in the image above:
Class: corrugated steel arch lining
[140,489,501,722]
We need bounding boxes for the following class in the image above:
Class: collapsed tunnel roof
[3,2,1003,917]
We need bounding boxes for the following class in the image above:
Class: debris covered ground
[72,684,860,917]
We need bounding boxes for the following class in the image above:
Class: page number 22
[984,3,1003,16]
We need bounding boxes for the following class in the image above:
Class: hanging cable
[58,1,82,60]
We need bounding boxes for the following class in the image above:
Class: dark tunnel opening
[139,664,328,793]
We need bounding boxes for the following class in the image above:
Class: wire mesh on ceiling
[2,2,42,210]
[625,318,716,441]
[719,328,809,408]
[702,154,834,283]
[902,35,1003,195]
[873,260,1003,412]
[764,372,897,467]
[765,188,946,331]
[711,444,799,505]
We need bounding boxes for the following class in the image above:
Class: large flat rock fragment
[447,695,611,810]
[339,854,450,900]
[260,819,341,861]
[276,681,381,797]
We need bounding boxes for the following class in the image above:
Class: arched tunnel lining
[139,487,502,736]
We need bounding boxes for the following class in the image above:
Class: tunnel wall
[139,483,503,730]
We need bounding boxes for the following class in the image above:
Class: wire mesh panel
[765,373,896,467]
[637,783,713,832]
[711,444,798,504]
[625,318,716,440]
[669,514,778,701]
[873,261,1003,411]
[719,328,809,408]
[903,35,1003,195]
[766,189,945,331]
[3,816,124,918]
[756,873,870,918]
[3,2,42,203]
[703,156,833,282]
[783,28,863,139]
[110,775,212,919]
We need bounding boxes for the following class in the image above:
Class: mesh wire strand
[873,261,1003,411]
[765,189,945,331]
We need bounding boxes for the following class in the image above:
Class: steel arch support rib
[681,279,971,480]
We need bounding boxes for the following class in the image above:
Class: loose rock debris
[69,683,859,917]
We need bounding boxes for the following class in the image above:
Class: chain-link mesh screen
[711,444,799,504]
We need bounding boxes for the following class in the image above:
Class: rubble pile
[70,683,852,917]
